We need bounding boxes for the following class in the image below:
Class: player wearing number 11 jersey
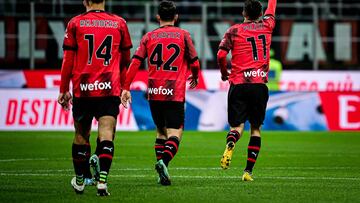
[121,1,200,186]
[218,0,277,181]
[58,0,132,196]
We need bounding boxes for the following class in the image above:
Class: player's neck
[87,3,105,12]
[244,18,260,23]
[159,21,175,28]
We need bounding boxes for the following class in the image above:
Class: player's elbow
[120,50,131,67]
[217,49,228,61]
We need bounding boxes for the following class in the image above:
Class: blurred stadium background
[0,0,359,202]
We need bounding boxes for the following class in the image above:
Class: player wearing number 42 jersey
[121,1,200,186]
[218,0,277,181]
[58,0,132,196]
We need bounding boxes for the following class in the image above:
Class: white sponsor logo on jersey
[80,81,112,91]
[244,70,267,78]
[148,86,174,96]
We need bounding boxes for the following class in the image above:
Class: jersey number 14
[84,34,113,66]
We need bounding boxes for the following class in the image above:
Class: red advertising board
[319,92,360,131]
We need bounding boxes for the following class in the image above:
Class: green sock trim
[99,172,108,182]
[76,175,84,185]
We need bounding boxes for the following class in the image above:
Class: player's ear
[174,14,179,23]
[242,10,248,20]
[156,14,161,22]
[83,0,89,8]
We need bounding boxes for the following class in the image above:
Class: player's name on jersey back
[151,31,181,39]
[80,19,119,28]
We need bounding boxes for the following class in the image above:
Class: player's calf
[155,138,166,161]
[162,136,180,166]
[95,140,114,196]
[244,135,261,173]
[220,130,241,169]
[71,143,88,193]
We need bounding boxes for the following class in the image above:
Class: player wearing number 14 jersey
[121,1,200,186]
[217,0,277,181]
[58,0,132,196]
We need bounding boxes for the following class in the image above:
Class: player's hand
[221,71,230,81]
[57,92,72,111]
[188,75,198,89]
[121,90,132,109]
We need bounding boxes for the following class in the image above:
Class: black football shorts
[227,83,269,128]
[72,96,120,123]
[149,100,185,129]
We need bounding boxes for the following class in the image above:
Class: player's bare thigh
[98,116,116,142]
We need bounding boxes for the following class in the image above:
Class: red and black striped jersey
[126,25,199,102]
[218,2,276,85]
[61,10,132,97]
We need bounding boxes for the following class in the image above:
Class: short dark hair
[158,1,177,21]
[244,0,263,20]
[86,0,104,4]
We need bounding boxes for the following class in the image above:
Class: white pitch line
[2,153,359,162]
[0,166,358,174]
[0,172,359,181]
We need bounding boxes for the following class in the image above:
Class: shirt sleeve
[263,0,276,30]
[62,18,77,51]
[60,50,75,93]
[119,19,133,51]
[264,0,277,17]
[263,15,276,31]
[184,31,198,63]
[132,34,149,61]
[218,27,235,51]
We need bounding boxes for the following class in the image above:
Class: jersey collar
[87,10,105,13]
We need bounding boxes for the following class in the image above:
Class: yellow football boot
[220,141,235,169]
[242,171,254,181]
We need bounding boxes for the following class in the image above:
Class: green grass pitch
[0,131,359,202]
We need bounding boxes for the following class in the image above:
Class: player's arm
[121,35,148,108]
[58,20,77,111]
[119,20,133,90]
[264,0,277,17]
[120,49,131,89]
[217,27,233,81]
[184,31,200,89]
[217,49,229,81]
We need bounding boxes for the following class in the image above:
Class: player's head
[243,0,263,21]
[83,0,105,7]
[157,1,178,23]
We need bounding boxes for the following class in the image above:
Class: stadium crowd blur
[0,0,359,71]
[0,0,358,19]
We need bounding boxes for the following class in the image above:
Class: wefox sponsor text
[80,81,112,91]
[148,86,174,95]
[244,69,267,78]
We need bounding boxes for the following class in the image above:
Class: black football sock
[162,136,180,166]
[72,143,87,185]
[83,141,92,179]
[155,138,166,161]
[98,140,114,183]
[95,137,101,156]
[245,136,261,173]
[226,130,240,144]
